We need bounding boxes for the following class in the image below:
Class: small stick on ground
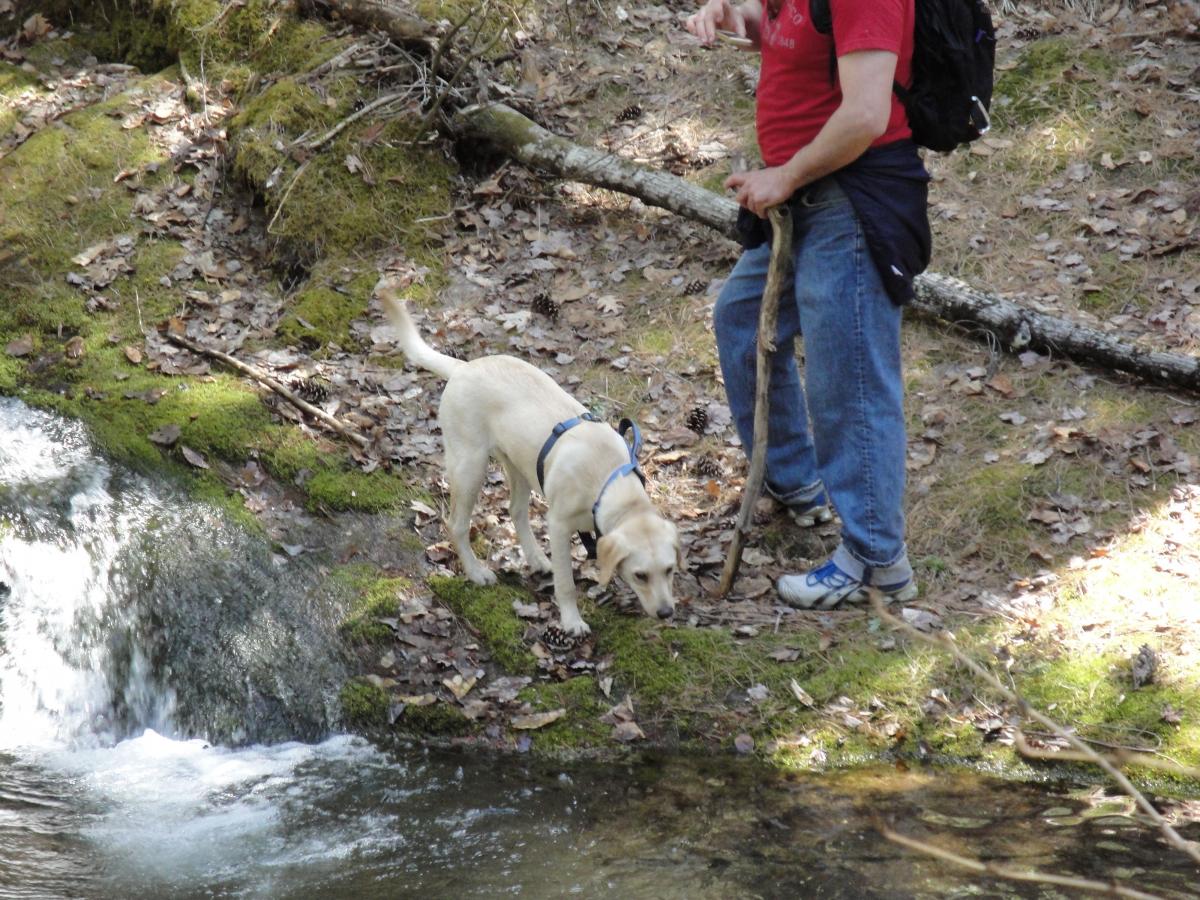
[881,827,1167,900]
[303,90,408,152]
[165,333,370,450]
[717,204,791,597]
[869,590,1200,870]
[1013,731,1200,781]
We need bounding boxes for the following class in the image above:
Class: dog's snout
[657,606,674,620]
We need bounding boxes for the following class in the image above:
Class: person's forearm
[779,102,883,190]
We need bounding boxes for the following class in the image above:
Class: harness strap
[535,412,600,492]
[589,418,646,540]
[537,414,646,559]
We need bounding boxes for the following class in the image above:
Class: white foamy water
[0,400,175,749]
[0,399,401,897]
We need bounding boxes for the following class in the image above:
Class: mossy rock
[428,576,539,674]
[229,76,456,262]
[339,677,390,729]
[399,702,471,737]
[335,566,408,646]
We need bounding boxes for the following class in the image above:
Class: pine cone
[693,455,723,478]
[682,279,706,296]
[290,375,331,404]
[616,104,642,123]
[685,405,709,434]
[542,624,579,653]
[531,291,560,320]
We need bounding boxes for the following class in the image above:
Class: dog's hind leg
[499,455,552,575]
[444,443,496,586]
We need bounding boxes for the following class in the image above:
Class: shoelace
[808,561,855,588]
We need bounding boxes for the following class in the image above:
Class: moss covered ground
[3,1,1198,795]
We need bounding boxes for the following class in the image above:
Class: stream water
[1,397,1196,899]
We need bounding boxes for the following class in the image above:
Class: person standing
[686,0,931,609]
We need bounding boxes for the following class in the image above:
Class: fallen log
[454,101,1200,394]
[300,0,441,45]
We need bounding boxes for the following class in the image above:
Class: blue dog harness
[535,414,645,557]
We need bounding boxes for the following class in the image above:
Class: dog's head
[596,513,682,620]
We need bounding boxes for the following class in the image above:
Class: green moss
[519,676,610,752]
[230,78,455,260]
[304,466,412,513]
[994,39,1111,127]
[1017,651,1200,768]
[276,261,378,353]
[0,60,40,95]
[428,577,539,674]
[339,677,389,729]
[335,567,408,645]
[400,702,471,736]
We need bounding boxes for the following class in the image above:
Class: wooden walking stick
[717,204,792,597]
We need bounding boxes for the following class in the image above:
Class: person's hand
[725,167,798,218]
[685,0,746,46]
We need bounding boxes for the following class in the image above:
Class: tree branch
[881,827,1167,899]
[869,590,1200,870]
[453,102,1200,394]
[165,333,370,449]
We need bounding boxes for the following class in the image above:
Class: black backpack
[810,0,996,153]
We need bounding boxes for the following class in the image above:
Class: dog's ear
[596,533,630,587]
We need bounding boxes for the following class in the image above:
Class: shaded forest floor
[2,0,1199,794]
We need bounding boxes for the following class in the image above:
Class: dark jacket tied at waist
[734,139,931,306]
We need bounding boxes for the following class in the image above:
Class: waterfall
[0,398,348,749]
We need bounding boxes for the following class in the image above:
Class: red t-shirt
[756,0,914,167]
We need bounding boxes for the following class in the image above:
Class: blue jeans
[713,178,912,585]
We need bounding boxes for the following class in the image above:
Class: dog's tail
[377,282,464,381]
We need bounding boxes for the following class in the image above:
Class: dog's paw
[467,567,498,586]
[526,552,553,575]
[560,615,591,638]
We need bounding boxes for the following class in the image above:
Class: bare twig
[302,90,409,151]
[718,205,791,597]
[421,1,516,129]
[266,159,311,236]
[870,591,1200,869]
[165,333,370,449]
[881,827,1167,899]
[1014,731,1200,781]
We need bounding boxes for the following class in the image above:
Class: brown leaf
[733,733,755,754]
[180,445,209,469]
[442,674,477,700]
[612,720,645,742]
[5,335,33,357]
[789,678,816,707]
[986,373,1014,396]
[64,335,84,359]
[511,708,565,730]
[148,424,182,447]
[21,13,50,40]
[768,647,801,662]
[124,345,144,365]
[398,693,438,707]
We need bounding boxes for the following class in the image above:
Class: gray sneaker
[769,489,834,528]
[777,558,918,610]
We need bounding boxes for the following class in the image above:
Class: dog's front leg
[547,513,590,636]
